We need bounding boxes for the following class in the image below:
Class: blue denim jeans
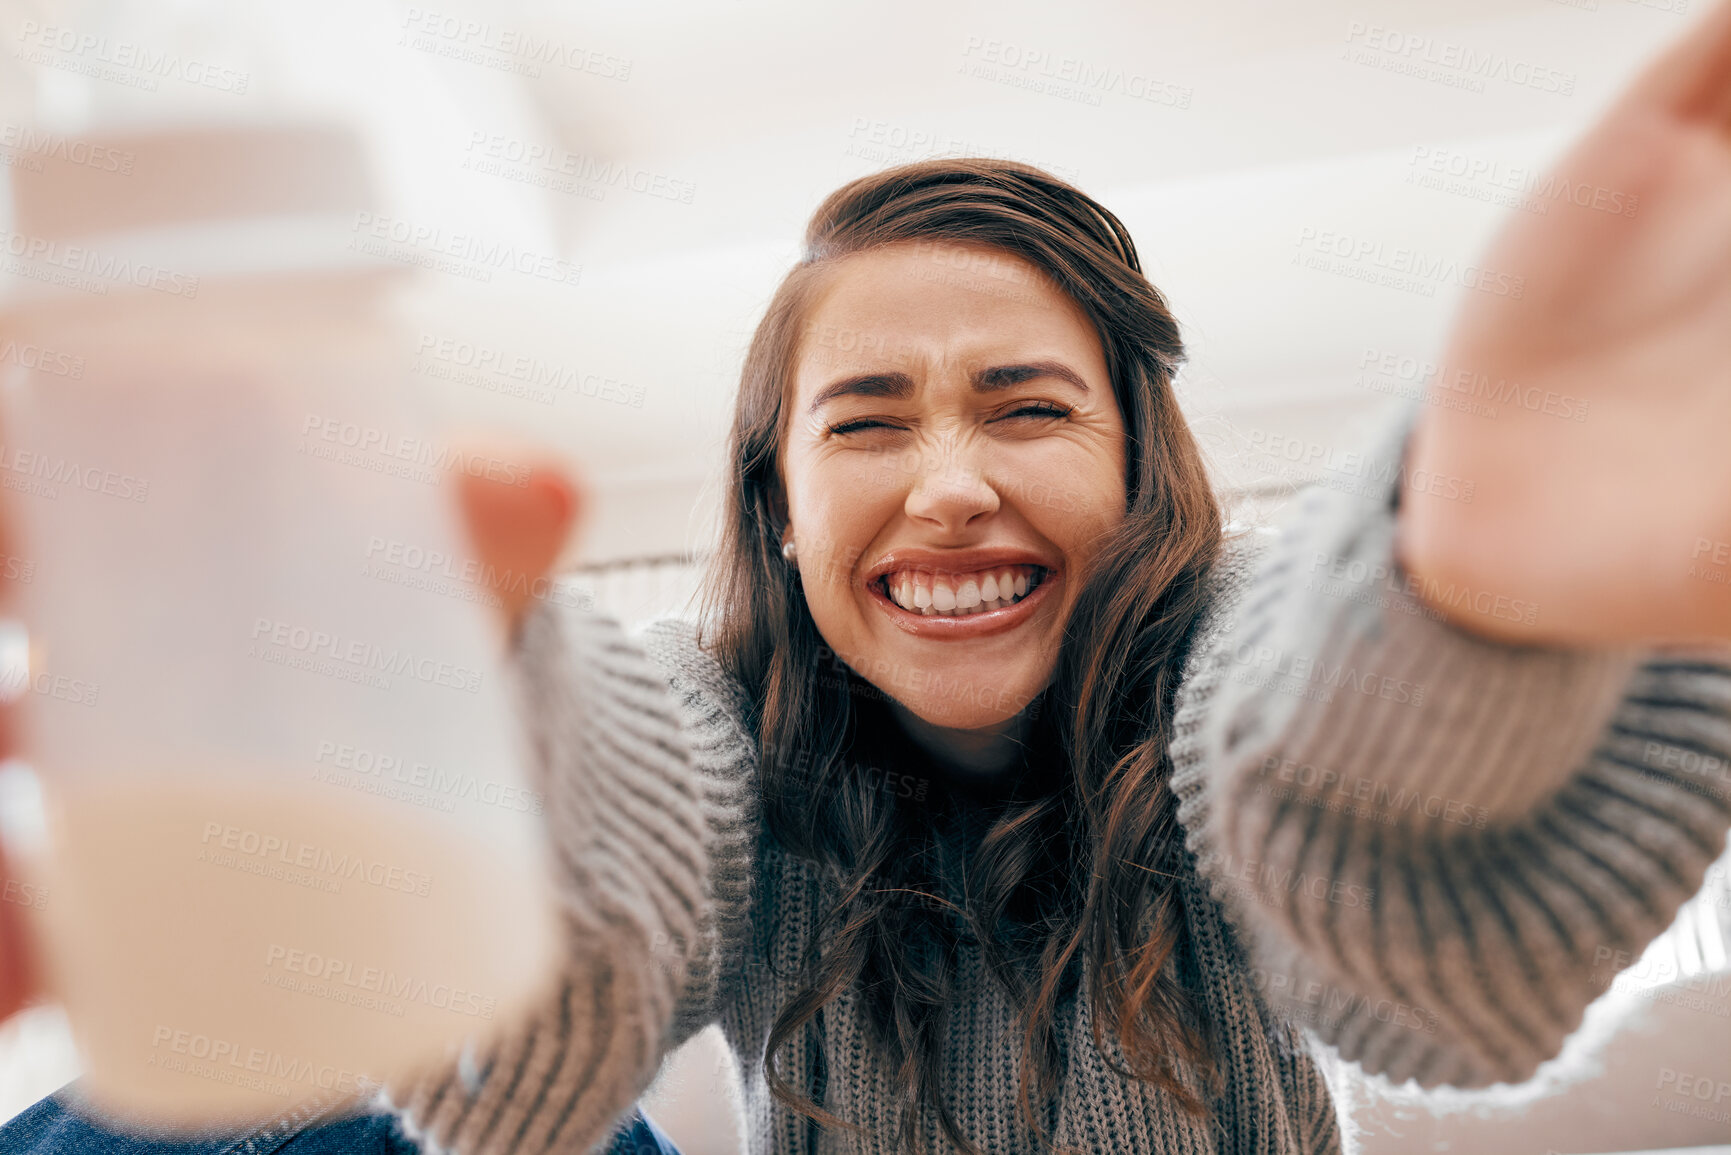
[0,1086,681,1155]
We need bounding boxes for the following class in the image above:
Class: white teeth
[882,565,1046,616]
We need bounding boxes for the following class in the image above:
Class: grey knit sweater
[385,400,1731,1154]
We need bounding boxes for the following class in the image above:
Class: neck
[888,700,1032,782]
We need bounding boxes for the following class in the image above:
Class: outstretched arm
[1172,1,1731,1087]
[1173,398,1731,1088]
[379,457,760,1155]
[385,597,759,1155]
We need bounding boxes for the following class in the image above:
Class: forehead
[793,241,1102,378]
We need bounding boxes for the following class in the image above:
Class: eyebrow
[805,360,1089,414]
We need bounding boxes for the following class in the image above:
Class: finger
[451,442,583,632]
[1618,0,1731,120]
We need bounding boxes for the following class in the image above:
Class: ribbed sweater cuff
[383,591,708,1155]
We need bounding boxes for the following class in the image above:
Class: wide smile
[866,563,1059,638]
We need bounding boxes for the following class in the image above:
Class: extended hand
[1400,0,1731,647]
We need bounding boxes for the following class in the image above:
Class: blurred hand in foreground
[0,436,580,1029]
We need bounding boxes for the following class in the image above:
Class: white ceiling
[2,0,1711,561]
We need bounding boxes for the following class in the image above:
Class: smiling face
[779,240,1128,736]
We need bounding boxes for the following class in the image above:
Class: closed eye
[828,403,1070,436]
[996,401,1071,421]
[826,417,902,436]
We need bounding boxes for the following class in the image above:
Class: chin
[890,672,1044,732]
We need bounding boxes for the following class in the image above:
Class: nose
[902,439,1000,533]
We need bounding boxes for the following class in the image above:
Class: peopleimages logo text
[0,228,199,297]
[199,821,433,897]
[264,944,497,1019]
[0,122,134,172]
[14,21,250,93]
[249,618,483,694]
[1343,22,1575,95]
[1295,228,1524,298]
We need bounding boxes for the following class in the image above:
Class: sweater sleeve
[1168,398,1731,1090]
[381,595,759,1155]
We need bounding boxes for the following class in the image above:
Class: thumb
[451,438,584,635]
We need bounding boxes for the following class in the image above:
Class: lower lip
[867,571,1059,638]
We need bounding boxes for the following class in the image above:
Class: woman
[7,5,1731,1154]
[381,5,1731,1149]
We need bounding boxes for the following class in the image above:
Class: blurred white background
[1,0,1729,1151]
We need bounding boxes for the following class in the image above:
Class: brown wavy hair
[698,158,1225,1154]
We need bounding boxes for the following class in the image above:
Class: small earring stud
[781,539,798,563]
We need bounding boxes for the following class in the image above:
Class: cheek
[786,452,895,600]
[998,437,1125,536]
